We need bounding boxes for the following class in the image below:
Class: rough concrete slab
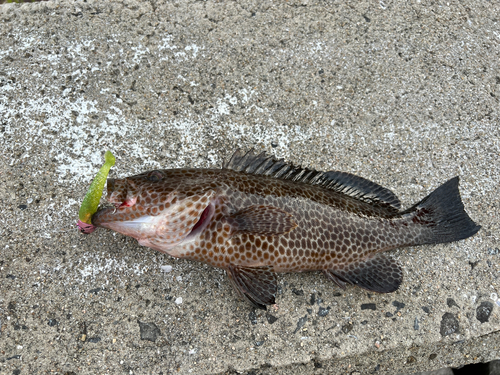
[0,0,499,374]
[404,368,454,375]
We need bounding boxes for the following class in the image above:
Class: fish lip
[90,206,115,226]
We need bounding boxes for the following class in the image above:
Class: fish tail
[403,177,480,244]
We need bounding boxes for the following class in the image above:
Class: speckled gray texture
[0,0,499,374]
[400,368,454,375]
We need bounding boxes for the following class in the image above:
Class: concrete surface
[400,368,453,375]
[0,0,499,374]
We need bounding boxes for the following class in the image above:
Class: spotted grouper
[91,150,480,309]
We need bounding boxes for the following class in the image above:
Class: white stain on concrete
[158,35,177,51]
[71,252,151,284]
[184,44,200,58]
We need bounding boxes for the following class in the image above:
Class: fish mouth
[90,178,137,226]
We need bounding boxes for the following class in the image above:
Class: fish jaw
[93,209,165,242]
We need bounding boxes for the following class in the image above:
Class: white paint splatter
[185,44,200,58]
[158,35,177,51]
[70,252,151,284]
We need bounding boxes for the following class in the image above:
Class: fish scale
[91,150,480,309]
[182,177,419,271]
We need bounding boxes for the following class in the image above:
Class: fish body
[92,150,480,309]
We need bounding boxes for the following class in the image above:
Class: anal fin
[226,205,297,237]
[324,255,402,293]
[226,265,277,309]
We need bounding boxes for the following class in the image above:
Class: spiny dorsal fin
[223,149,401,211]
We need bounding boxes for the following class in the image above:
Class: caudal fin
[403,177,480,245]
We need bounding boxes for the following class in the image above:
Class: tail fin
[403,177,480,245]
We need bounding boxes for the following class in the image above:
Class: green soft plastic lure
[77,151,115,234]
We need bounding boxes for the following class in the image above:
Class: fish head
[91,169,216,253]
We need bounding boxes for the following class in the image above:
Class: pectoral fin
[226,205,297,236]
[226,265,277,309]
[324,255,402,293]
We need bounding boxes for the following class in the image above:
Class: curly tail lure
[77,151,115,234]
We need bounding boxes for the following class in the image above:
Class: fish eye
[147,171,163,182]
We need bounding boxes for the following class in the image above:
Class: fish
[91,150,481,309]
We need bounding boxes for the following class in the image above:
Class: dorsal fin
[223,149,401,211]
